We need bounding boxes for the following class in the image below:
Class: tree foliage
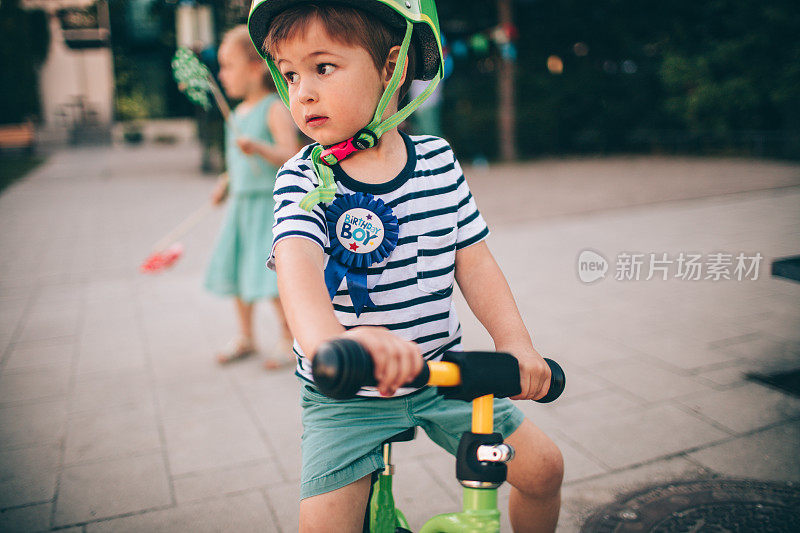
[0,0,49,124]
[439,0,800,159]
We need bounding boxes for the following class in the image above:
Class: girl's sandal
[263,337,295,371]
[216,338,256,365]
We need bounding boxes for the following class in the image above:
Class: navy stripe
[274,185,308,196]
[414,161,456,177]
[417,264,455,279]
[385,181,459,209]
[335,276,417,297]
[397,205,458,225]
[300,145,316,159]
[424,335,461,358]
[366,256,416,274]
[273,230,325,249]
[277,168,311,180]
[276,199,293,210]
[343,310,450,332]
[418,243,456,257]
[413,331,451,345]
[457,192,473,210]
[413,136,443,145]
[333,286,452,313]
[416,144,450,160]
[458,210,480,228]
[275,213,327,236]
[397,227,454,247]
[456,227,489,249]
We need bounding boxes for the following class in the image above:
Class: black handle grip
[311,339,430,399]
[311,339,565,402]
[537,358,565,403]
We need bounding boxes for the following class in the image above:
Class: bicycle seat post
[382,442,394,475]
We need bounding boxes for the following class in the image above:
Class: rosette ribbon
[324,193,399,316]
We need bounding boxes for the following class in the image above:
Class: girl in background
[205,25,300,369]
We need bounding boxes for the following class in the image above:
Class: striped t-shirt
[268,132,489,397]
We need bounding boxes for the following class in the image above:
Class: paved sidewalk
[1,143,799,532]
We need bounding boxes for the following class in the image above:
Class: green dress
[204,93,281,302]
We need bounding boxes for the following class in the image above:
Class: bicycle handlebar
[311,338,566,402]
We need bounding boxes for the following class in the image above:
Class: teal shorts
[299,383,526,499]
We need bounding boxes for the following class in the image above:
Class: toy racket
[139,203,214,274]
[172,48,265,175]
[172,48,238,132]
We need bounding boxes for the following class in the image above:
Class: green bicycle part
[369,473,410,533]
[418,488,500,533]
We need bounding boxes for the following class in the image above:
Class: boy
[248,1,563,531]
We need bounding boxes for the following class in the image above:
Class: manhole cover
[581,479,800,532]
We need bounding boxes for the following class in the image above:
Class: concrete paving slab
[678,382,800,434]
[84,490,274,533]
[63,403,161,465]
[0,399,67,450]
[687,420,800,482]
[392,458,462,531]
[75,336,147,376]
[263,482,299,533]
[621,333,747,372]
[587,357,715,403]
[695,362,752,389]
[0,444,60,509]
[69,371,153,415]
[0,502,52,533]
[556,405,731,469]
[2,338,75,371]
[155,376,242,421]
[551,435,609,483]
[0,365,71,406]
[17,302,81,344]
[172,459,284,504]
[161,409,270,477]
[416,453,461,501]
[53,451,172,527]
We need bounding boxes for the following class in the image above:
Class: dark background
[3,0,799,160]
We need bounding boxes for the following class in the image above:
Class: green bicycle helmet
[247,0,444,209]
[248,0,443,87]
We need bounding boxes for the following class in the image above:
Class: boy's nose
[297,79,318,104]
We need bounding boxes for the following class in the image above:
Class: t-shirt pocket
[416,228,457,294]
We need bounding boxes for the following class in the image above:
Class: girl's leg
[504,419,564,533]
[235,297,256,342]
[216,298,257,364]
[264,297,295,369]
[299,474,372,533]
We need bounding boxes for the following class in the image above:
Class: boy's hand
[342,327,423,397]
[504,344,552,401]
[236,137,257,155]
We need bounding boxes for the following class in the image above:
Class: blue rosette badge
[325,192,399,316]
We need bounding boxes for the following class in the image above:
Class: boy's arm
[454,240,551,401]
[274,238,343,355]
[275,238,423,396]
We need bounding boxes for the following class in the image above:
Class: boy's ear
[382,45,408,89]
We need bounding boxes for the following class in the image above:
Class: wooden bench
[0,123,35,152]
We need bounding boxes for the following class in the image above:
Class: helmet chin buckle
[320,128,379,166]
